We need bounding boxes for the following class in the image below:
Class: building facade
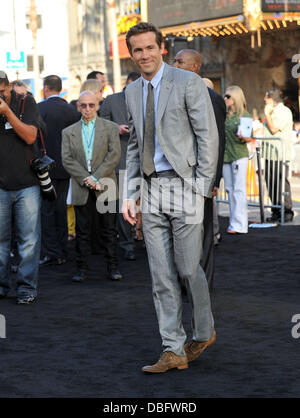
[0,0,70,100]
[146,0,300,119]
[67,0,112,100]
[66,0,300,115]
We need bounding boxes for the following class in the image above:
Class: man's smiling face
[129,31,164,80]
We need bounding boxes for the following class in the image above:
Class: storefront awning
[160,13,300,39]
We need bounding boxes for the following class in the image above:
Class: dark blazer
[208,88,226,188]
[100,90,129,171]
[38,97,79,179]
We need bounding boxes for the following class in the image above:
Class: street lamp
[30,0,41,101]
[107,0,122,93]
[12,0,19,80]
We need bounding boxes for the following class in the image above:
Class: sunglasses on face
[79,103,96,109]
[224,94,231,99]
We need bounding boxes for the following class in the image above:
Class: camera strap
[17,93,47,164]
[16,94,35,165]
[16,92,27,121]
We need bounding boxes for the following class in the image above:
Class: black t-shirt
[0,90,40,191]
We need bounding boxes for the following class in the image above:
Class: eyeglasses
[224,94,231,99]
[79,103,96,109]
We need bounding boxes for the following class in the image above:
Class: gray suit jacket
[100,90,127,126]
[125,63,219,199]
[100,90,129,171]
[62,116,120,205]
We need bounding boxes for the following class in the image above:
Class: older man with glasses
[62,91,122,282]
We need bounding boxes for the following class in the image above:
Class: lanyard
[82,123,95,172]
[83,123,95,154]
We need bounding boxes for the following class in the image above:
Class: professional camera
[31,155,57,201]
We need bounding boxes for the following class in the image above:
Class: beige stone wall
[67,0,110,101]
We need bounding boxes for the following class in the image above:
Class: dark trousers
[116,201,134,253]
[41,178,69,259]
[201,197,214,292]
[90,203,104,254]
[74,190,118,270]
[264,160,293,214]
[115,172,134,253]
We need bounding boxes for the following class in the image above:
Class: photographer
[0,71,41,305]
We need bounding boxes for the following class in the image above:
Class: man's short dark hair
[0,71,9,86]
[126,22,164,55]
[43,75,62,92]
[266,88,283,104]
[87,71,104,79]
[126,71,141,84]
[12,80,27,88]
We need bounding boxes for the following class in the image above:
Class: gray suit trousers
[141,176,214,356]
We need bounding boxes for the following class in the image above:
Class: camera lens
[37,171,57,201]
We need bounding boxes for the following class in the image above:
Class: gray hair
[78,90,97,101]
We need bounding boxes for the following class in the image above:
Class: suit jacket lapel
[156,64,174,127]
[71,121,88,170]
[92,117,104,164]
[132,78,143,141]
[119,91,127,122]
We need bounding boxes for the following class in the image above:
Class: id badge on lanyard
[83,123,95,173]
[5,122,13,130]
[87,159,92,173]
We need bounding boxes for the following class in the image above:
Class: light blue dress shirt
[142,62,173,172]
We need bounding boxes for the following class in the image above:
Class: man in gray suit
[122,22,218,373]
[100,72,140,261]
[62,91,122,282]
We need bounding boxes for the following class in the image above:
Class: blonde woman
[222,86,252,234]
[80,79,103,109]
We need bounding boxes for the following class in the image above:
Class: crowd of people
[0,21,298,373]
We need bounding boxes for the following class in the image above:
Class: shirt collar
[81,116,96,127]
[275,102,284,109]
[142,62,165,89]
[47,94,60,100]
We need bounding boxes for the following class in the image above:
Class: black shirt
[0,90,40,191]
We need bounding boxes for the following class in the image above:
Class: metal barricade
[217,137,287,224]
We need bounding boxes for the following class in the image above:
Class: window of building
[25,13,42,30]
[26,55,44,73]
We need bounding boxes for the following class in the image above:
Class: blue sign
[6,51,25,69]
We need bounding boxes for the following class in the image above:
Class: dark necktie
[143,82,155,176]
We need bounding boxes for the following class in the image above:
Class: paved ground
[0,215,300,399]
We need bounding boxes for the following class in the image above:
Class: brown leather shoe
[142,351,188,373]
[184,330,216,362]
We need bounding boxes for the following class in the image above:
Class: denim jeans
[0,186,41,297]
